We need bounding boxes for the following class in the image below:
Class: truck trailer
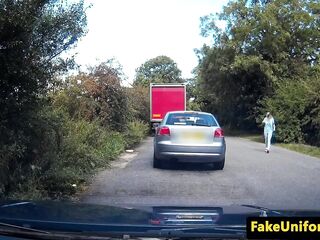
[150,83,186,130]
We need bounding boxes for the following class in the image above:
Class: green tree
[87,60,128,132]
[134,55,183,87]
[0,0,87,124]
[53,60,129,132]
[184,77,203,111]
[0,0,87,196]
[258,65,320,145]
[197,0,320,130]
[125,86,149,123]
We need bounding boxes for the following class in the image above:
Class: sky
[73,0,229,84]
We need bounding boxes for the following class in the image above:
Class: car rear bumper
[158,152,224,163]
[155,141,226,163]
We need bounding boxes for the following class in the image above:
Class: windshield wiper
[242,204,282,216]
[1,202,33,208]
[0,222,49,234]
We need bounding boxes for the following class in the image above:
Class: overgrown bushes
[0,1,149,200]
[1,62,149,200]
[41,115,127,199]
[124,121,149,149]
[258,69,320,146]
[3,106,148,200]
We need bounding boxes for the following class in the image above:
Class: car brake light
[158,126,170,136]
[150,219,161,225]
[214,128,224,138]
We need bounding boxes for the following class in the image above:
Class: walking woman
[262,112,275,153]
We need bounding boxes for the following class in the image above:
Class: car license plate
[182,132,205,140]
[176,215,204,219]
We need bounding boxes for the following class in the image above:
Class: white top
[263,117,275,132]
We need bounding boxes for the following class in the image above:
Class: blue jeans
[264,131,273,150]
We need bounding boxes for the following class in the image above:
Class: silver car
[153,111,226,170]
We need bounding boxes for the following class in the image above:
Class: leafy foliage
[196,0,320,140]
[0,0,87,132]
[134,55,183,87]
[0,0,148,199]
[197,46,272,129]
[0,0,88,197]
[124,121,149,149]
[125,86,149,123]
[53,61,128,132]
[185,78,203,111]
[259,67,320,145]
[3,96,148,199]
[41,116,126,199]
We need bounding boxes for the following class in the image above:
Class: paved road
[81,137,320,209]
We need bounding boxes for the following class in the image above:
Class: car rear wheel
[215,158,225,170]
[153,152,162,169]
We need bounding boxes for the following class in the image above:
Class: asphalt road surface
[81,137,320,209]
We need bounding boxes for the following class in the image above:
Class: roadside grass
[240,134,264,143]
[224,128,263,143]
[239,134,320,159]
[276,143,320,159]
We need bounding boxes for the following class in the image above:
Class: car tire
[153,152,162,169]
[215,158,225,170]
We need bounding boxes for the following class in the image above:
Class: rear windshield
[165,113,218,126]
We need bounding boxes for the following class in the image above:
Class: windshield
[1,0,320,239]
[165,113,218,126]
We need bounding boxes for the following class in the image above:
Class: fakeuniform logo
[247,217,320,239]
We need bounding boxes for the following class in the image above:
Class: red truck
[150,83,186,130]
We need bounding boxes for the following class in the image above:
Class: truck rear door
[151,85,186,122]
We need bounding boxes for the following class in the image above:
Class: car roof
[166,111,213,116]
